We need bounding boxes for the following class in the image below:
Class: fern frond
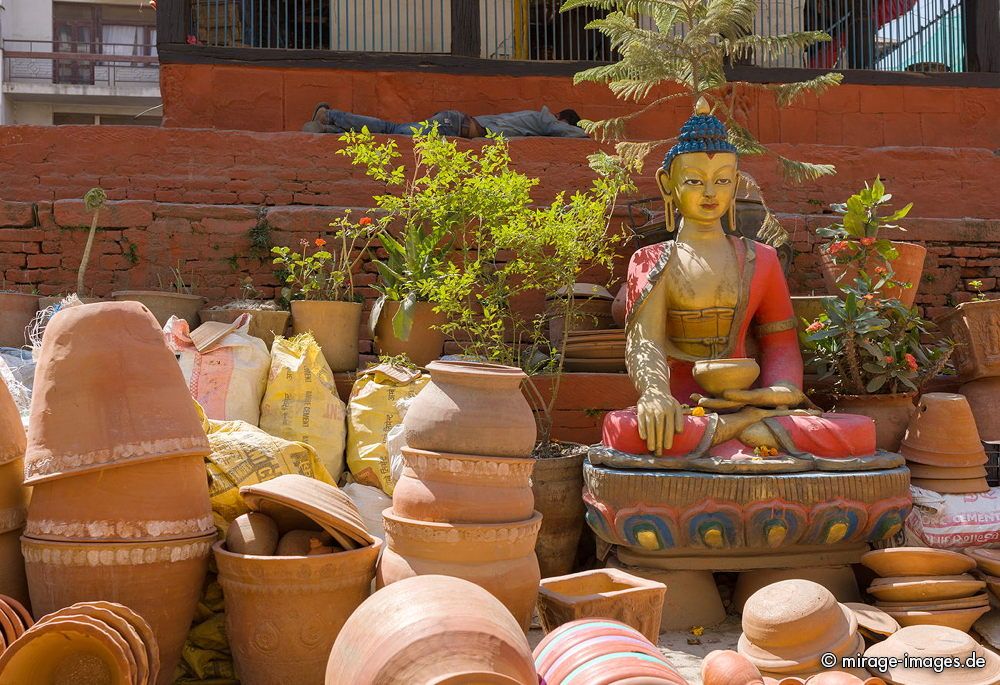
[726,121,767,156]
[768,72,844,107]
[725,31,832,59]
[615,139,672,169]
[779,156,837,183]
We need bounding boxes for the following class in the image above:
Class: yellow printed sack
[259,333,347,481]
[346,364,427,495]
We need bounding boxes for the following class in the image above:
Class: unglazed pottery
[22,533,214,685]
[608,558,727,632]
[938,299,1000,382]
[274,529,335,556]
[692,358,761,395]
[966,548,1000,576]
[290,300,362,372]
[864,624,1000,684]
[225,513,279,556]
[807,674,887,685]
[905,463,987,480]
[26,455,214,542]
[532,446,587,578]
[959,376,1000,441]
[861,547,976,577]
[831,393,916,452]
[402,361,537,458]
[866,575,985,603]
[215,538,380,685]
[874,593,989,612]
[25,302,210,485]
[899,393,987,467]
[734,567,861,612]
[198,308,290,349]
[111,290,206,327]
[372,300,447,367]
[910,477,990,494]
[377,509,542,631]
[392,447,535,524]
[0,384,28,606]
[533,618,687,685]
[702,650,766,685]
[821,241,926,308]
[0,292,39,348]
[326,575,536,685]
[881,604,990,633]
[843,603,900,639]
[537,568,667,642]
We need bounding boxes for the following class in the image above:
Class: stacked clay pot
[965,548,1000,602]
[702,650,888,685]
[21,302,216,685]
[0,600,158,685]
[534,618,687,685]
[214,475,381,685]
[326,575,537,685]
[737,580,866,680]
[0,382,29,607]
[862,547,988,633]
[900,394,989,494]
[381,361,543,630]
[864,625,1000,685]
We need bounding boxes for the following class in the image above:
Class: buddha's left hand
[721,382,806,408]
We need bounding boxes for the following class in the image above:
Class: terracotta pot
[831,393,915,452]
[867,575,984,603]
[547,299,615,348]
[290,300,362,372]
[864,625,1000,685]
[905,463,986,480]
[609,557,727,632]
[734,567,860,612]
[537,568,667,642]
[392,447,535,524]
[403,361,537,458]
[326,575,536,685]
[612,286,627,327]
[25,302,210,485]
[820,241,926,308]
[910,476,990,494]
[22,533,215,685]
[959,377,1000,441]
[900,393,986,467]
[702,650,766,685]
[843,603,899,640]
[938,299,1000,382]
[861,547,975,577]
[881,605,989,632]
[0,385,28,607]
[0,615,133,684]
[215,538,380,685]
[533,618,687,685]
[0,378,26,468]
[372,300,446,367]
[0,293,39,348]
[377,509,542,630]
[26,455,213,542]
[532,446,586,578]
[111,290,206,328]
[199,308,290,349]
[965,548,1000,576]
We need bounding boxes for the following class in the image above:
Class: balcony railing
[2,40,159,90]
[185,0,978,72]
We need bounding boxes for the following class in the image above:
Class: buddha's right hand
[636,390,686,455]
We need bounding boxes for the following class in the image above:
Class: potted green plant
[199,277,290,349]
[937,279,1000,382]
[112,261,207,327]
[816,177,925,307]
[272,222,375,372]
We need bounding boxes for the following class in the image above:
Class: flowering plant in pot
[804,272,954,450]
[272,222,376,372]
[817,177,924,307]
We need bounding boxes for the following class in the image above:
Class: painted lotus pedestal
[584,100,912,629]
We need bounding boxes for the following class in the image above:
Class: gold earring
[727,200,737,235]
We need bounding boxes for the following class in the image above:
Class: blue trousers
[325,109,466,136]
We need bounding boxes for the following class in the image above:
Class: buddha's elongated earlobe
[666,196,676,234]
[726,197,737,235]
[655,168,676,235]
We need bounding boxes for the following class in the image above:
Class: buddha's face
[656,152,738,225]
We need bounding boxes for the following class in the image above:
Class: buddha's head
[656,98,738,228]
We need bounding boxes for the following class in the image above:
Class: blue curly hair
[662,101,737,172]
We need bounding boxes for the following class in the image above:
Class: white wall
[4,0,52,42]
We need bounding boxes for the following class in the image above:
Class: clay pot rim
[21,531,218,550]
[965,548,1000,574]
[875,592,989,610]
[111,290,207,303]
[843,603,900,637]
[7,614,135,683]
[538,567,666,604]
[426,359,527,380]
[0,292,39,302]
[22,443,212,486]
[212,536,382,562]
[861,547,976,577]
[864,625,1000,685]
[400,446,536,466]
[35,606,146,685]
[879,605,990,619]
[740,630,863,672]
[200,305,288,313]
[383,508,542,533]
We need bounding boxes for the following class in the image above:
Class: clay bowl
[899,393,987,467]
[875,592,989,611]
[906,463,987,480]
[843,603,899,639]
[980,573,1000,599]
[693,358,761,395]
[864,624,1000,685]
[25,302,211,485]
[910,477,990,494]
[966,548,1000,576]
[861,547,976,577]
[866,575,985,603]
[702,650,765,685]
[0,597,26,645]
[880,604,990,633]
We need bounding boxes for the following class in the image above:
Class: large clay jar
[291,300,362,372]
[938,299,1000,381]
[0,383,28,606]
[0,292,39,348]
[372,300,447,367]
[22,533,215,685]
[377,509,542,630]
[392,447,535,524]
[199,308,291,349]
[959,377,1000,442]
[534,618,687,685]
[900,393,986,467]
[26,455,213,542]
[214,538,381,685]
[25,302,210,485]
[820,241,926,308]
[111,290,207,328]
[831,393,915,452]
[326,575,536,685]
[532,446,586,578]
[403,361,537,458]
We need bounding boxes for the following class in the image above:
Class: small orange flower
[359,216,373,226]
[314,238,327,247]
[860,237,876,247]
[905,353,918,372]
[885,355,894,364]
[805,321,825,334]
[828,241,850,255]
[874,266,887,275]
[690,406,706,417]
[863,293,875,301]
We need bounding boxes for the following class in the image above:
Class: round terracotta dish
[966,548,1000,576]
[875,593,989,612]
[866,575,985,603]
[864,624,1000,685]
[844,603,899,639]
[910,477,990,494]
[861,547,976,577]
[881,605,989,633]
[906,463,987,480]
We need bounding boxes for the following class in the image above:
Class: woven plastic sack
[346,364,427,495]
[259,333,347,481]
[905,485,1000,549]
[166,314,270,425]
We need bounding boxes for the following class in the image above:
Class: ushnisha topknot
[662,96,738,172]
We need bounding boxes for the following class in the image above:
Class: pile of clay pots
[21,302,216,685]
[862,547,989,632]
[0,382,29,607]
[0,601,158,684]
[901,393,989,494]
[702,650,886,685]
[381,360,543,630]
[961,548,1000,604]
[213,474,381,685]
[865,625,1000,685]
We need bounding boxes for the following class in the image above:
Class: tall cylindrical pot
[291,300,362,372]
[831,393,916,452]
[373,300,447,367]
[960,377,1000,442]
[377,509,542,631]
[820,241,926,308]
[111,291,207,328]
[199,308,290,349]
[0,293,39,348]
[326,575,536,685]
[532,446,586,578]
[402,361,537,457]
[22,533,215,685]
[214,538,381,685]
